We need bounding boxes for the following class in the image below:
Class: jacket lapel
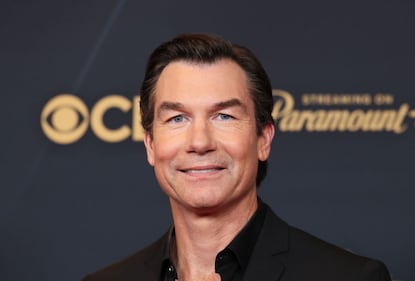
[242,206,290,281]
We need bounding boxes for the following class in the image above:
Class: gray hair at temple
[139,33,274,187]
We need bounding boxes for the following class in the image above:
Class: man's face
[144,59,274,214]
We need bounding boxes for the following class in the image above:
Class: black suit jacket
[82,204,391,281]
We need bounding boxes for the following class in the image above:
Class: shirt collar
[162,225,175,263]
[225,198,267,271]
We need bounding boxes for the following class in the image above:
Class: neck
[169,193,258,281]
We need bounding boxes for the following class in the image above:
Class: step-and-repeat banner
[1,1,414,280]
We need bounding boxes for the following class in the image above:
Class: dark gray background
[1,0,414,280]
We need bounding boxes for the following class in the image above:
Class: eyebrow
[212,98,247,113]
[157,98,247,113]
[158,101,185,113]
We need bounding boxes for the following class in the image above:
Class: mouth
[179,166,225,175]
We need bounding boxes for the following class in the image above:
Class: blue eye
[218,113,232,120]
[170,115,184,123]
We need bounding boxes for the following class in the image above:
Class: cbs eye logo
[41,94,144,144]
[41,95,89,144]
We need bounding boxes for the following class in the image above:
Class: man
[83,33,391,281]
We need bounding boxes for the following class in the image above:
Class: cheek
[221,134,258,163]
[152,137,181,163]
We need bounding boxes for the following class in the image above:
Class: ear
[143,131,155,166]
[257,122,275,161]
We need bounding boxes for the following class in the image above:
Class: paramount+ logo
[41,90,415,144]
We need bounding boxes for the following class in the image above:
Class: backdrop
[1,1,414,280]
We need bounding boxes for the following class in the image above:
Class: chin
[172,193,222,212]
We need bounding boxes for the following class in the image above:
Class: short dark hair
[140,33,274,187]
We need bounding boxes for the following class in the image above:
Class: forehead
[154,59,251,105]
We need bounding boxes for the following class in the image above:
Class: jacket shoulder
[82,233,168,281]
[287,223,391,280]
[260,205,390,280]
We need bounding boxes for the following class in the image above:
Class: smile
[183,168,223,174]
[179,166,225,175]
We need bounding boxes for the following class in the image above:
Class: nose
[186,119,216,154]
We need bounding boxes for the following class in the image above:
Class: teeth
[186,168,219,174]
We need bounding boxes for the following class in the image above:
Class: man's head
[140,33,274,187]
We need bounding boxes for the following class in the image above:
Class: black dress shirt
[161,199,267,281]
